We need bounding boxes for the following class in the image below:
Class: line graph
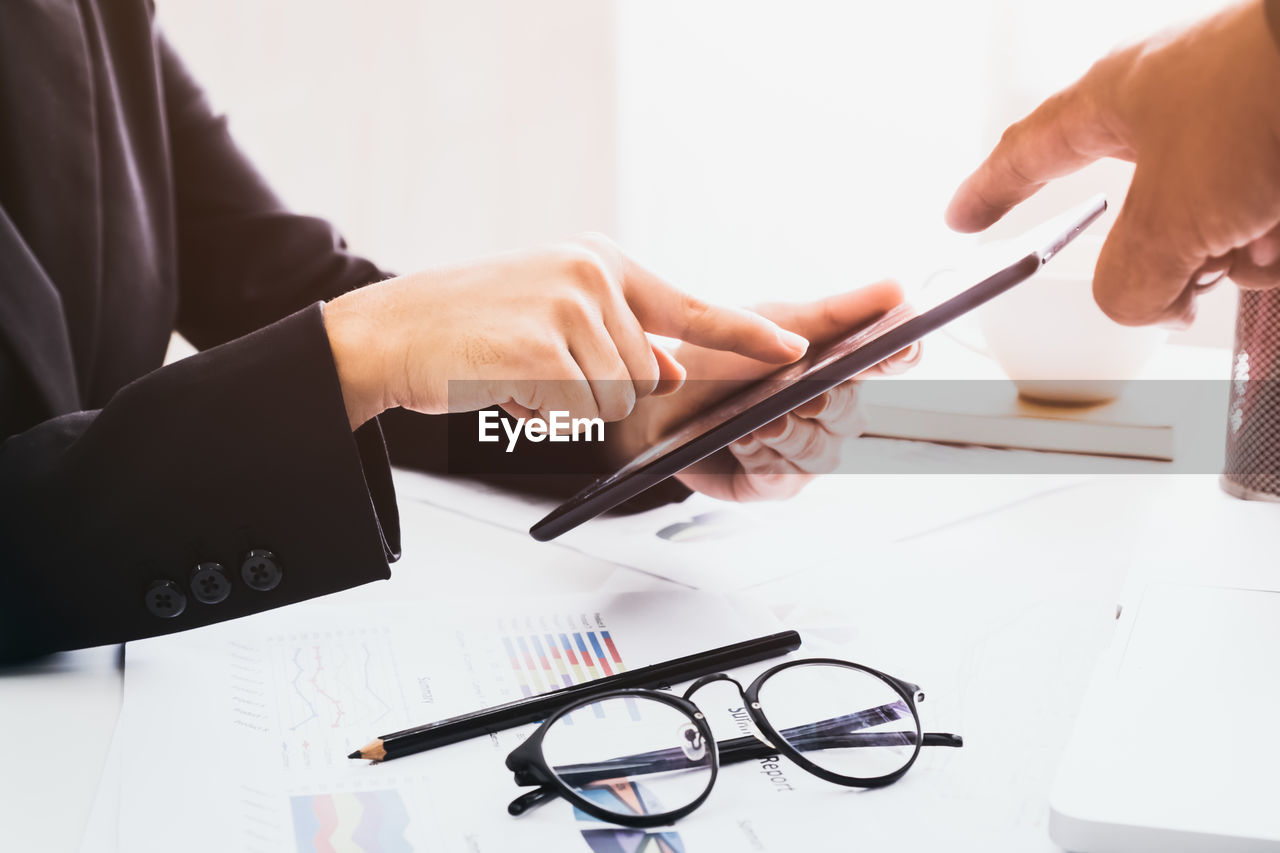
[265,627,407,769]
[239,608,640,770]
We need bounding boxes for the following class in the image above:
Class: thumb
[649,342,687,396]
[1230,223,1280,289]
[1093,167,1204,327]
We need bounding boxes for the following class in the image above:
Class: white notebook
[859,339,1232,462]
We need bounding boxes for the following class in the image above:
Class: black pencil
[348,629,802,762]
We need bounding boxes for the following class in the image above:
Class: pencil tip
[348,750,361,759]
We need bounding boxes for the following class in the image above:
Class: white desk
[0,464,1245,852]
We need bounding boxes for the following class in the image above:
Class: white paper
[115,591,798,853]
[393,440,1090,592]
[78,726,124,853]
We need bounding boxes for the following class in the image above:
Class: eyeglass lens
[755,662,920,780]
[539,695,715,820]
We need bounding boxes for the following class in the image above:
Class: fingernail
[881,359,911,375]
[1195,269,1226,287]
[1249,239,1280,268]
[777,329,809,354]
[654,364,686,396]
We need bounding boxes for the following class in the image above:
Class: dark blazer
[0,0,407,661]
[0,1,688,662]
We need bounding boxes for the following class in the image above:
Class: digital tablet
[530,195,1107,541]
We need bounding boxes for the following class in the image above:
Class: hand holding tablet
[615,280,918,504]
[531,195,1108,541]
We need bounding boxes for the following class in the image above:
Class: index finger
[620,255,809,363]
[945,75,1125,233]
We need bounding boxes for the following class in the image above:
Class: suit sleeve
[0,304,398,661]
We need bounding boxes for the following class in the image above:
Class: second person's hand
[945,0,1280,327]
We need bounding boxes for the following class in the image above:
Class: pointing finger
[946,72,1126,233]
[756,280,905,345]
[620,255,809,363]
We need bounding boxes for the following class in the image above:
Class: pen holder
[1221,287,1280,501]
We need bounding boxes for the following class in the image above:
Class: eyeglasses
[503,657,963,827]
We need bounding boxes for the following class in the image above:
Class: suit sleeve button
[190,562,231,604]
[145,580,187,618]
[241,549,282,591]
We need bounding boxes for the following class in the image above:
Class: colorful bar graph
[500,616,639,720]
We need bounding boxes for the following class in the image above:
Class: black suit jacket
[0,0,408,661]
[0,0,688,662]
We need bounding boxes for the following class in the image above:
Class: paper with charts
[117,590,944,853]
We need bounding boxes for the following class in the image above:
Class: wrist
[323,291,392,429]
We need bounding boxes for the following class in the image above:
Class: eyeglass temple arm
[717,729,964,766]
[508,785,562,816]
[508,704,962,816]
[730,703,963,754]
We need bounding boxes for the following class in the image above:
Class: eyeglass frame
[504,656,963,828]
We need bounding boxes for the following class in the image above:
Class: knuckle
[678,292,714,334]
[638,372,659,397]
[573,231,617,254]
[828,386,861,423]
[787,428,838,474]
[598,388,634,422]
[744,455,786,480]
[551,357,582,381]
[797,423,828,459]
[804,392,834,419]
[763,416,796,446]
[554,380,595,416]
[996,119,1024,151]
[556,247,611,292]
[632,367,659,399]
[528,334,564,363]
[553,291,598,327]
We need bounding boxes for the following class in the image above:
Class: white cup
[946,234,1168,404]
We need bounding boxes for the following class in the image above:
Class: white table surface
[0,461,1249,851]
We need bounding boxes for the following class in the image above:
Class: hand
[945,0,1280,326]
[323,234,809,428]
[614,281,918,502]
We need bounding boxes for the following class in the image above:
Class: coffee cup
[932,234,1168,404]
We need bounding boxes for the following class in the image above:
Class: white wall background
[158,0,617,272]
[157,0,1237,347]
